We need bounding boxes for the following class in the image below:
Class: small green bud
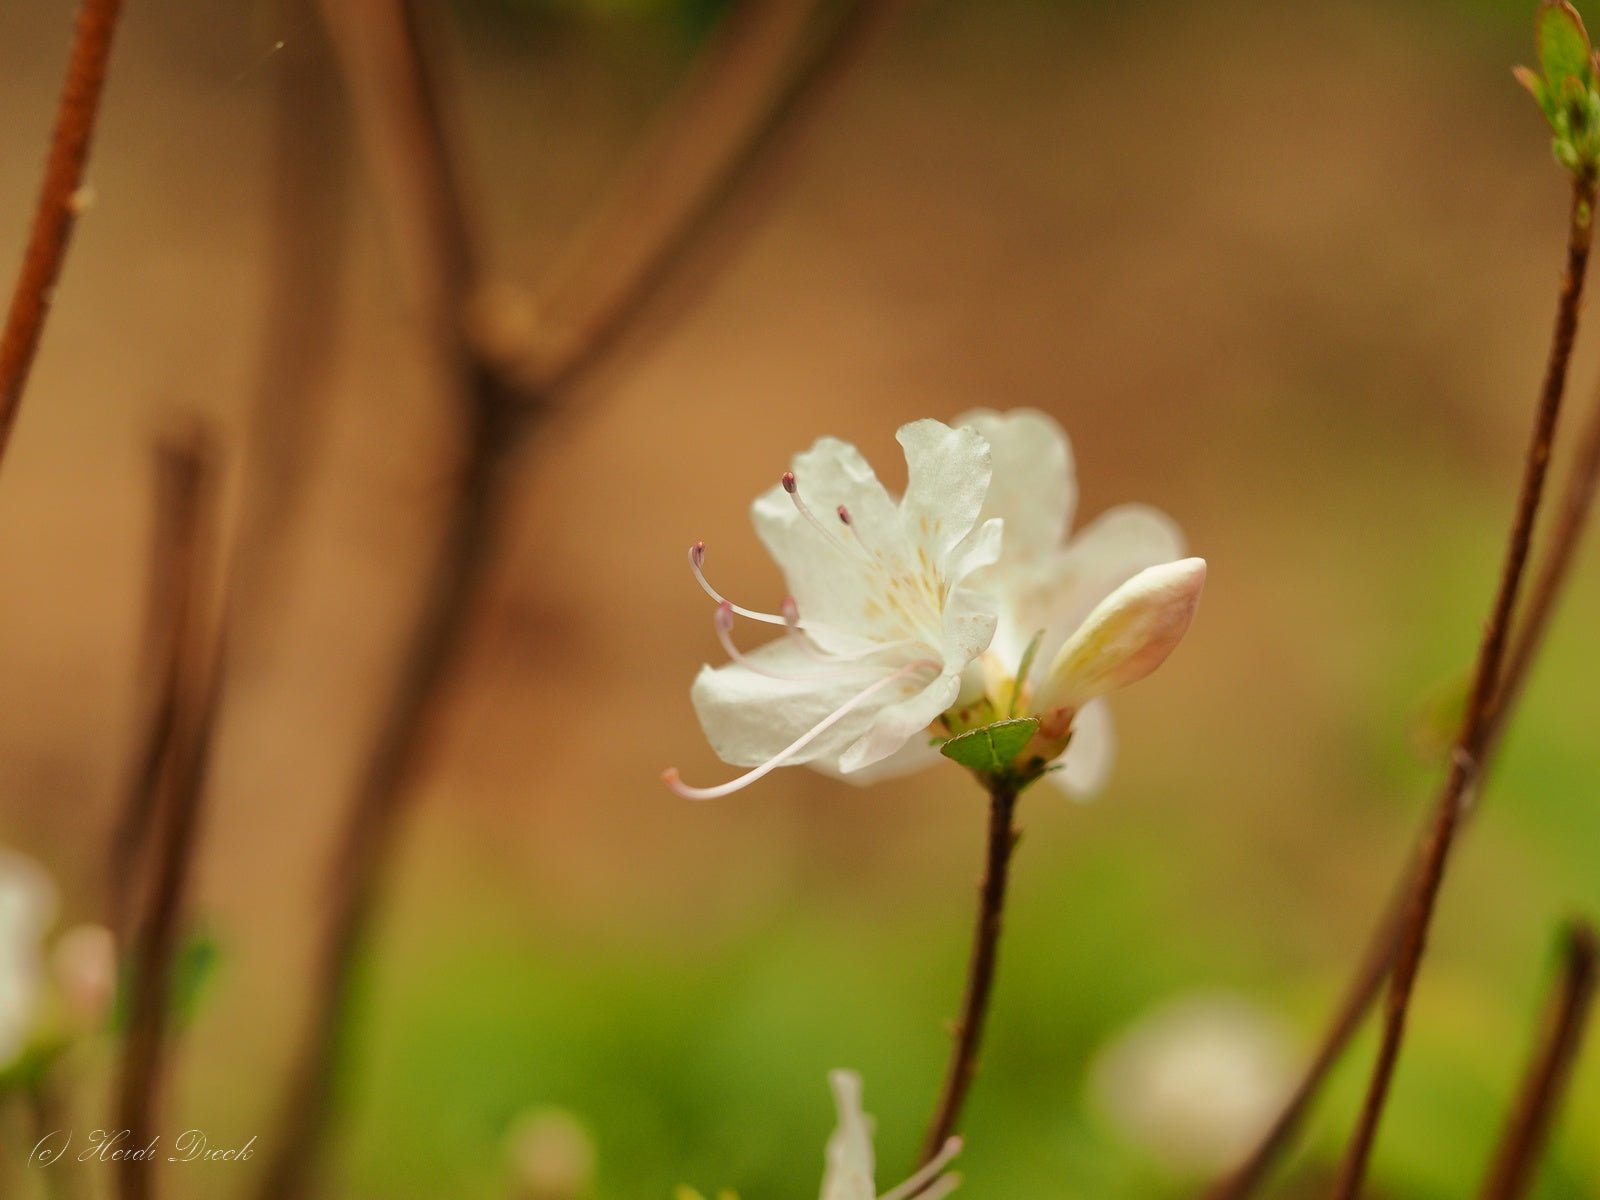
[1517,1,1600,179]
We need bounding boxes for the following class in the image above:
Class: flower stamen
[880,1137,963,1200]
[663,658,941,800]
[784,472,873,565]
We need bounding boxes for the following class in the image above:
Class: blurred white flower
[52,923,116,1030]
[0,847,57,1067]
[821,1071,959,1200]
[506,1107,596,1200]
[1087,992,1295,1174]
[667,411,1202,798]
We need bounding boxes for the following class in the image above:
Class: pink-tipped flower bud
[1034,558,1207,717]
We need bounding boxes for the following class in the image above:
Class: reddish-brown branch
[1328,177,1596,1200]
[0,0,124,466]
[254,4,908,1197]
[1478,920,1599,1200]
[919,777,1021,1163]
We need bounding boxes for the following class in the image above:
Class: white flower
[1087,993,1294,1174]
[665,412,1203,798]
[666,420,1002,799]
[0,847,57,1067]
[821,1071,959,1200]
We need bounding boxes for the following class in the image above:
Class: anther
[782,471,797,494]
[837,504,852,525]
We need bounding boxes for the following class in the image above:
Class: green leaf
[940,717,1040,773]
[1539,1,1595,92]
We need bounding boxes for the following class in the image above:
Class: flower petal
[1035,558,1206,715]
[896,419,992,562]
[996,503,1187,671]
[751,436,900,644]
[1043,698,1116,800]
[690,640,902,770]
[821,1070,876,1200]
[956,408,1076,564]
[838,671,962,775]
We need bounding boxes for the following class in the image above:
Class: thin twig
[0,0,124,467]
[919,778,1021,1163]
[1329,177,1596,1200]
[1208,179,1600,1200]
[105,445,212,940]
[113,433,224,1200]
[531,0,909,394]
[254,4,905,1197]
[1492,373,1600,740]
[1478,920,1600,1200]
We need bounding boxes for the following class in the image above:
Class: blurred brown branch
[229,4,349,665]
[1478,920,1599,1200]
[113,431,225,1200]
[1209,179,1600,1200]
[254,3,909,1197]
[0,0,124,469]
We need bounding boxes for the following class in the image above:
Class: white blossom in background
[0,847,57,1067]
[506,1107,596,1200]
[666,410,1203,798]
[1087,992,1295,1174]
[820,1071,960,1200]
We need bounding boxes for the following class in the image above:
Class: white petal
[939,580,1000,677]
[690,640,902,769]
[838,671,962,775]
[814,735,943,786]
[956,408,1076,564]
[895,420,992,562]
[1036,558,1206,714]
[1042,699,1116,800]
[821,1071,877,1200]
[751,436,900,643]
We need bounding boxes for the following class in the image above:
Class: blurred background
[1,0,1598,1196]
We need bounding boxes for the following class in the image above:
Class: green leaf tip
[1521,1,1600,179]
[939,716,1040,774]
[1539,1,1596,89]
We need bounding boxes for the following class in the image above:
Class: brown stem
[105,444,213,939]
[1207,352,1600,1200]
[919,778,1021,1163]
[1478,920,1600,1200]
[1208,178,1600,1200]
[0,0,124,467]
[1491,374,1600,743]
[1328,177,1596,1200]
[113,433,224,1200]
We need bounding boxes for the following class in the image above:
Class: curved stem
[1328,176,1596,1200]
[1210,176,1599,1200]
[918,777,1021,1164]
[0,0,124,467]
